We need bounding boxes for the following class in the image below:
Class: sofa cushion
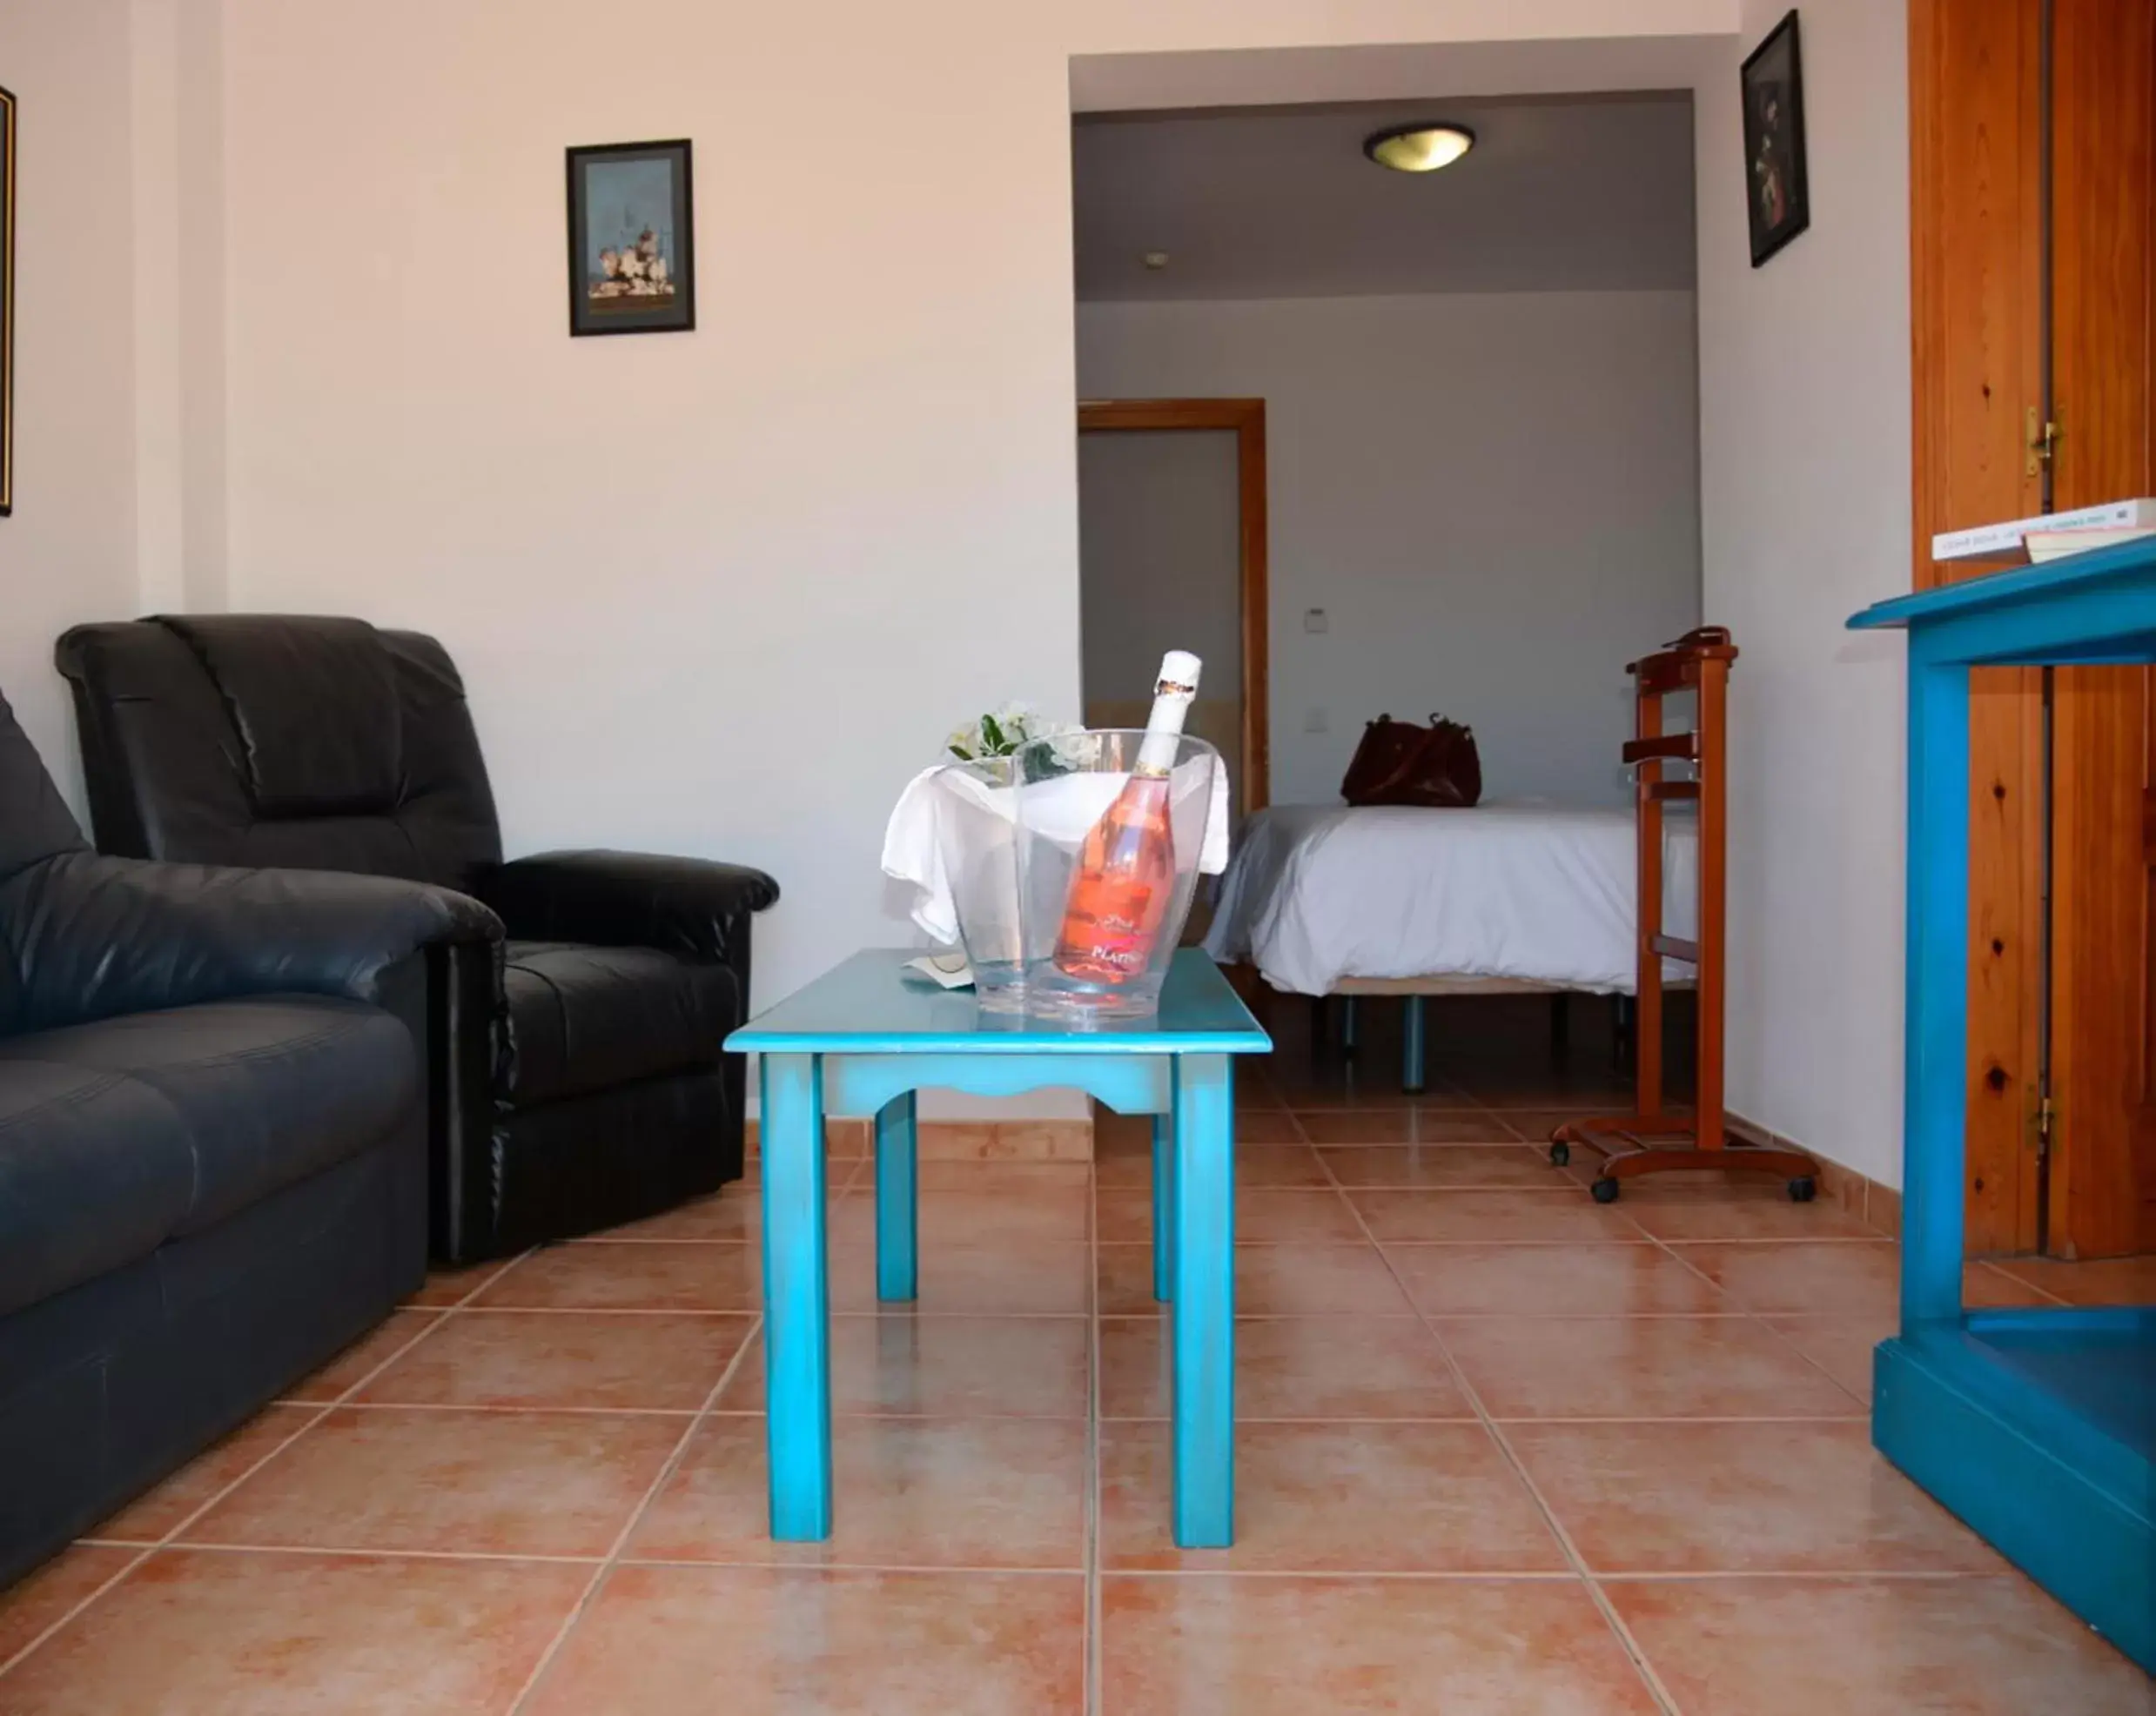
[502,941,736,1109]
[0,1061,196,1318]
[0,995,418,1240]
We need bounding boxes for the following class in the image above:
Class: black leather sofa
[56,616,780,1262]
[0,687,497,1587]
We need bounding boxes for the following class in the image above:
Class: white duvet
[1202,801,1698,998]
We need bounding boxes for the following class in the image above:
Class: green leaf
[980,712,1005,753]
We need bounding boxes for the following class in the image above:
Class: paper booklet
[1932,498,2156,564]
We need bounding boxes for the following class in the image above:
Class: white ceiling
[1072,94,1697,303]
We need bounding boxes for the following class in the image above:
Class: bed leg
[1612,995,1635,1074]
[1401,995,1426,1094]
[1339,995,1359,1059]
[1549,994,1572,1062]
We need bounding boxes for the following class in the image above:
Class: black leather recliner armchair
[57,615,780,1262]
[0,684,497,1585]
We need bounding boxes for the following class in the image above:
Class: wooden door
[1910,0,2048,1253]
[2044,0,2156,1258]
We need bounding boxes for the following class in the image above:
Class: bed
[1202,801,1698,1086]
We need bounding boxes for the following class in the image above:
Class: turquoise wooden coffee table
[726,947,1271,1548]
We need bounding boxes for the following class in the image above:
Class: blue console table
[1850,540,2156,1674]
[726,947,1272,1548]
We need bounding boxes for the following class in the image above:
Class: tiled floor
[2,1042,2151,1713]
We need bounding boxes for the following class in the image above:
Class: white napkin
[882,755,1231,944]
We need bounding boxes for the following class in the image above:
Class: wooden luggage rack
[1550,627,1817,1203]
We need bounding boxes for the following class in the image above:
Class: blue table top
[728,948,1273,1056]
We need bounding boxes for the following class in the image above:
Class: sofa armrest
[2,850,502,1033]
[479,849,779,967]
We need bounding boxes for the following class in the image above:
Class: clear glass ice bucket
[925,730,1220,1022]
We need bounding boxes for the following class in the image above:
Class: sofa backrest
[0,689,91,1033]
[56,616,503,891]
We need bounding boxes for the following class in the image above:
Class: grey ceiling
[1072,95,1696,302]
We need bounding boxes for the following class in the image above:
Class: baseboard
[1726,1110,1901,1239]
[745,1116,1093,1162]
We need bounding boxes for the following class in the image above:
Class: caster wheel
[1788,1176,1817,1204]
[1548,1141,1571,1168]
[1590,1178,1622,1204]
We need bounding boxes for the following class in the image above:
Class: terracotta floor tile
[1665,1241,1902,1315]
[1321,1143,1575,1188]
[1387,1241,1731,1317]
[0,1548,590,1714]
[1495,1109,1607,1143]
[910,1161,1093,1192]
[829,1186,1090,1248]
[1438,1316,1864,1419]
[1762,1312,1891,1403]
[1608,1576,2153,1715]
[1101,1574,1661,1715]
[524,1564,1084,1714]
[1095,1143,1327,1189]
[93,1406,323,1544]
[476,1241,763,1312]
[1669,1243,2055,1318]
[627,1414,1085,1570]
[1297,1110,1518,1145]
[1348,1189,1649,1243]
[601,1187,824,1243]
[1991,1252,2156,1306]
[1508,1420,2007,1574]
[1454,1077,1636,1109]
[1093,1186,1366,1245]
[829,1240,1093,1316]
[181,1407,684,1557]
[1098,1315,1468,1420]
[1098,1420,1566,1573]
[404,1255,518,1308]
[1097,1243,1415,1317]
[1271,1081,1474,1111]
[284,1310,444,1402]
[0,1545,137,1669]
[358,1310,755,1411]
[1619,1193,1878,1241]
[719,1314,1089,1418]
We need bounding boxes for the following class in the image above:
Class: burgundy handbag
[1340,713,1483,808]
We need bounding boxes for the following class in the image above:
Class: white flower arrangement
[945,702,1087,768]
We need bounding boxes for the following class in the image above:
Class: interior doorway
[1075,398,1270,829]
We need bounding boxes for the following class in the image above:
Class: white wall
[1695,0,1911,1186]
[1079,292,1702,806]
[196,0,1730,1009]
[0,0,141,813]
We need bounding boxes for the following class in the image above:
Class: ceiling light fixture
[1362,123,1475,173]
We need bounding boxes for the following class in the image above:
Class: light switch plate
[1303,608,1328,633]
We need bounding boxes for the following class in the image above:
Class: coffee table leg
[1171,1053,1234,1548]
[876,1090,918,1302]
[761,1052,832,1540]
[1152,1112,1176,1304]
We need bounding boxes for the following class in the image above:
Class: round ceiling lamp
[1362,123,1475,173]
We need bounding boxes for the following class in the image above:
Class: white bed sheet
[1202,801,1698,997]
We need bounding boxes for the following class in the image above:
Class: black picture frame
[1,84,16,516]
[1740,10,1810,268]
[565,138,695,337]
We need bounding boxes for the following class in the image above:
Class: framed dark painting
[1,84,15,515]
[1740,10,1810,267]
[566,138,695,337]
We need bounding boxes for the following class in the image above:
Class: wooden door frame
[1078,397,1271,814]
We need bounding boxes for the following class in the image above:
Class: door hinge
[2025,406,2062,477]
[2034,1094,2056,1157]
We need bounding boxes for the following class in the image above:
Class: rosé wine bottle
[1052,652,1202,984]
